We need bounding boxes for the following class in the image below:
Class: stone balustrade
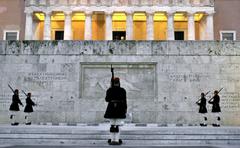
[25,0,214,7]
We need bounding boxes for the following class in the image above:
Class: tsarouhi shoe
[108,139,122,145]
[212,124,220,127]
[11,122,19,126]
[109,141,121,145]
[119,139,123,144]
[25,122,31,125]
[200,123,207,127]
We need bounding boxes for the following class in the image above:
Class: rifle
[21,90,28,97]
[208,88,224,103]
[111,64,114,87]
[22,90,38,106]
[196,91,210,104]
[8,84,15,93]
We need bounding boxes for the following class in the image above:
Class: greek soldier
[208,90,221,127]
[196,93,208,126]
[24,93,36,125]
[104,77,127,145]
[9,89,23,126]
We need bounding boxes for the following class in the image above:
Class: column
[185,0,191,5]
[146,11,154,40]
[84,11,92,40]
[105,11,113,40]
[43,11,51,40]
[206,12,214,40]
[25,11,33,40]
[64,11,72,40]
[126,11,133,40]
[167,11,175,40]
[188,12,195,40]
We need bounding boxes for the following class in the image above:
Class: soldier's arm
[31,99,36,106]
[123,89,127,111]
[105,89,111,102]
[18,97,23,106]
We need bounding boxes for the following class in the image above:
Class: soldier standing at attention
[196,93,208,126]
[208,90,221,127]
[9,89,23,126]
[24,93,36,125]
[104,77,127,145]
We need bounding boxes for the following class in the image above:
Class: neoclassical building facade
[24,0,215,41]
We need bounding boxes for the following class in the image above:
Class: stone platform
[0,124,240,147]
[1,41,240,125]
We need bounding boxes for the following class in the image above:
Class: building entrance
[175,31,184,40]
[55,31,64,40]
[113,31,126,40]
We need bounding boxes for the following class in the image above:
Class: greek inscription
[168,73,201,82]
[25,72,67,81]
[221,92,240,111]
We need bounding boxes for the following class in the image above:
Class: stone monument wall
[0,41,240,125]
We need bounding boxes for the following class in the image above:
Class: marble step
[0,134,240,140]
[0,139,240,146]
[1,126,240,134]
[1,126,240,146]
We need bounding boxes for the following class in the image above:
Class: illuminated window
[194,13,204,21]
[154,13,167,21]
[35,12,45,21]
[133,13,146,21]
[72,13,85,21]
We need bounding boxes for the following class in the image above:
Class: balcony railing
[25,0,214,7]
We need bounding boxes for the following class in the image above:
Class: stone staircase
[0,124,240,147]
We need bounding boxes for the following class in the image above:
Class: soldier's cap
[113,77,120,83]
[214,90,219,94]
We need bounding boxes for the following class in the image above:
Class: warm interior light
[112,13,126,21]
[35,12,205,22]
[133,13,146,21]
[194,13,204,21]
[174,13,187,21]
[35,13,45,21]
[51,12,65,21]
[72,12,85,21]
[154,13,167,21]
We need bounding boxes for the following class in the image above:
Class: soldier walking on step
[24,93,36,125]
[9,89,24,126]
[208,90,222,127]
[104,65,127,145]
[196,92,208,126]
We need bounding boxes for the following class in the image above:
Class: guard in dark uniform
[196,93,208,126]
[9,89,23,126]
[208,90,221,127]
[24,93,36,125]
[104,77,127,145]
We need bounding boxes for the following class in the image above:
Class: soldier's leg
[10,111,16,124]
[25,113,31,125]
[200,113,206,126]
[109,119,122,145]
[216,113,221,126]
[113,124,119,142]
[203,113,208,126]
[212,113,220,127]
[109,119,116,143]
[10,111,19,125]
